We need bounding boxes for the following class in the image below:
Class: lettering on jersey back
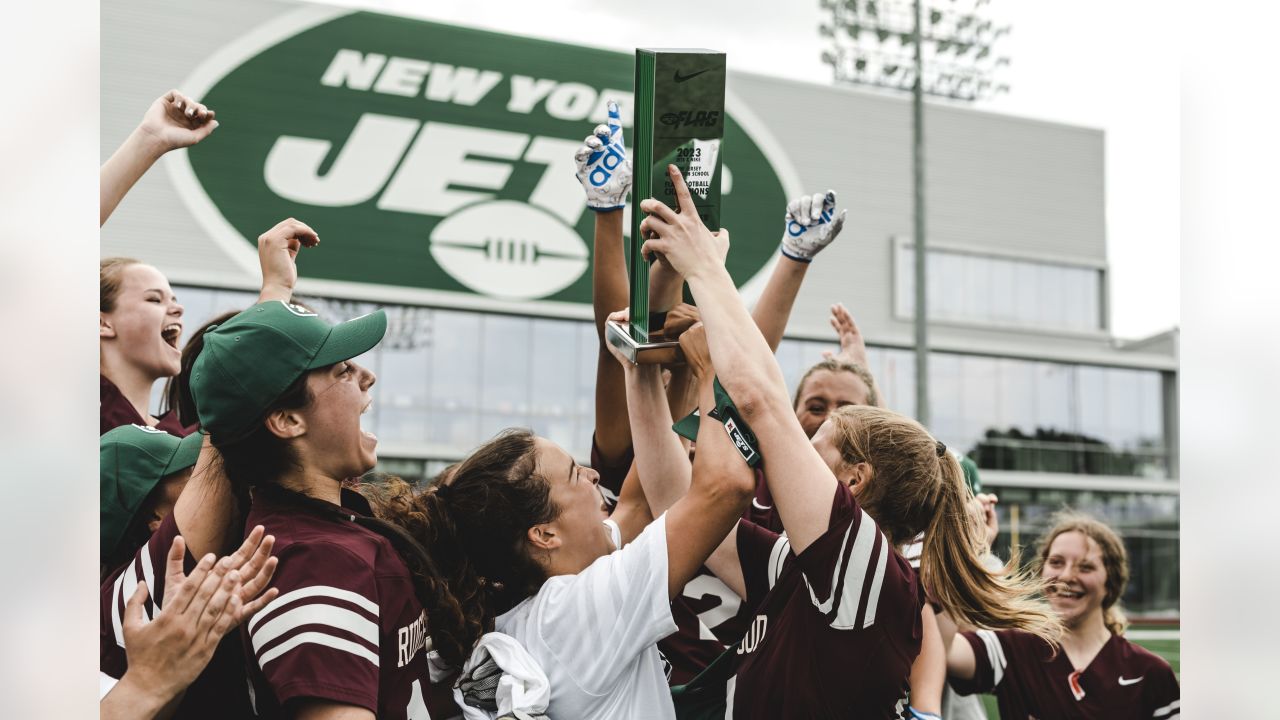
[736,615,768,655]
[397,610,429,667]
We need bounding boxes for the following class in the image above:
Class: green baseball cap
[101,425,203,563]
[191,300,387,439]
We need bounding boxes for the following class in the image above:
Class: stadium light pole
[820,0,1010,427]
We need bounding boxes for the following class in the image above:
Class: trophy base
[606,320,684,365]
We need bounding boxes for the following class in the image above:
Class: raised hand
[780,190,846,263]
[138,90,219,153]
[574,100,632,211]
[970,493,1000,550]
[820,302,870,368]
[638,165,730,283]
[257,218,320,303]
[660,303,702,340]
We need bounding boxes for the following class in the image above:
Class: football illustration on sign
[175,8,794,305]
[430,200,588,300]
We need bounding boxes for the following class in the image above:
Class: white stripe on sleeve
[257,631,380,669]
[975,629,1007,687]
[804,509,876,627]
[1152,700,1180,718]
[140,544,156,618]
[250,604,380,654]
[111,571,126,648]
[860,535,890,628]
[248,585,379,634]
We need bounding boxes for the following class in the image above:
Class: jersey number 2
[683,575,742,642]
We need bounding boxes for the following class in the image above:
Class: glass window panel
[963,254,993,323]
[378,407,430,446]
[480,316,531,416]
[928,353,962,445]
[1036,264,1067,329]
[988,258,1017,323]
[1075,365,1110,443]
[1013,259,1040,326]
[428,310,481,449]
[892,252,1102,332]
[529,319,577,418]
[1033,361,1074,436]
[957,355,999,454]
[576,323,597,418]
[996,358,1037,436]
[1138,372,1164,446]
[1104,368,1144,451]
[932,252,965,320]
[880,349,915,415]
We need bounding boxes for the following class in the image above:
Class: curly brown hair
[361,429,560,668]
[1034,512,1131,635]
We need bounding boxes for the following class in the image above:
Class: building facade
[105,0,1178,613]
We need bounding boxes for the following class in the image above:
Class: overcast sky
[311,0,1178,340]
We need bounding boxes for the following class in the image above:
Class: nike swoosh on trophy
[674,68,711,82]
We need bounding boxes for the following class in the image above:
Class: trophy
[605,48,727,364]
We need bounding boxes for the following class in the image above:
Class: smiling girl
[945,512,1180,719]
[100,258,191,436]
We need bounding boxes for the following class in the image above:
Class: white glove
[780,190,847,262]
[574,100,631,211]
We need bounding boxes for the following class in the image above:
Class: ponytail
[921,454,1061,646]
[363,429,558,668]
[828,405,1062,646]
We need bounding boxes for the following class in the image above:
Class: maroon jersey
[659,469,777,686]
[100,375,194,436]
[951,629,1180,720]
[100,513,253,719]
[743,469,781,531]
[242,490,460,719]
[729,483,923,718]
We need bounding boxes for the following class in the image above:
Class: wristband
[669,379,763,468]
[779,243,814,263]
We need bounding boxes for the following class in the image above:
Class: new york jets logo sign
[172,7,797,305]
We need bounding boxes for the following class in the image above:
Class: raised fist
[139,90,219,153]
[780,190,847,263]
[574,100,631,211]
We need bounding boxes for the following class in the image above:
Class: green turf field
[977,631,1179,717]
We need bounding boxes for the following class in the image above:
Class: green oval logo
[176,8,795,305]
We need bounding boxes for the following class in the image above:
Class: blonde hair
[1034,512,1130,636]
[828,405,1061,646]
[100,257,142,313]
[793,359,880,409]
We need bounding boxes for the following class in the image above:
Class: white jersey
[496,513,678,719]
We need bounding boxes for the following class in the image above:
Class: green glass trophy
[605,48,726,364]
